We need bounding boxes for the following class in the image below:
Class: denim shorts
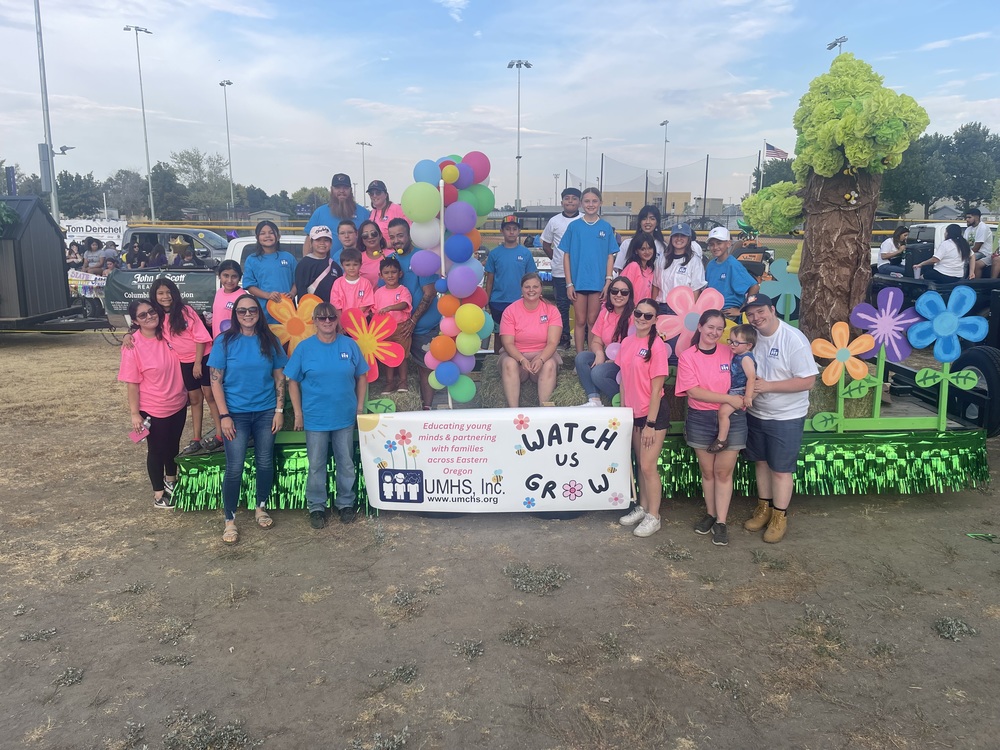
[685,407,746,450]
[743,413,806,473]
[411,330,435,367]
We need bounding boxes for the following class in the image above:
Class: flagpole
[755,148,762,193]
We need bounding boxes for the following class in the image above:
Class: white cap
[707,227,731,242]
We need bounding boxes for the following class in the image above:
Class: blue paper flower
[906,286,987,363]
[759,259,801,317]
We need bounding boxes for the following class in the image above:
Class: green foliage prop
[741,181,803,235]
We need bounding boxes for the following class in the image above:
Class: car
[225,234,306,266]
[124,226,232,269]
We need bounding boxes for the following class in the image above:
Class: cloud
[433,0,468,22]
[918,31,991,51]
[703,89,788,118]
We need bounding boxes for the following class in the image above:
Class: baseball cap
[561,187,582,199]
[741,293,774,312]
[669,222,694,239]
[707,227,731,242]
[331,173,351,188]
[366,180,387,194]
[501,215,521,228]
[309,225,333,240]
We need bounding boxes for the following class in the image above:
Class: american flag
[765,142,789,159]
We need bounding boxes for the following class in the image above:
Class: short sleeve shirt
[749,321,817,420]
[705,255,757,309]
[331,276,375,313]
[373,285,413,324]
[284,334,368,431]
[561,218,618,292]
[499,299,561,353]
[540,213,581,279]
[675,344,734,411]
[207,332,288,413]
[117,334,189,417]
[617,334,670,418]
[161,305,213,363]
[212,288,243,338]
[590,306,623,347]
[485,245,538,304]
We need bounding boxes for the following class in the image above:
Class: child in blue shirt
[709,324,757,453]
[485,215,537,353]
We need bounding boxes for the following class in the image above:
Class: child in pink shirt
[372,255,413,391]
[212,260,244,338]
[331,248,374,315]
[618,231,659,302]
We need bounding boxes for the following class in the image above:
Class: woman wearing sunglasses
[208,294,288,545]
[357,220,388,286]
[575,276,635,406]
[285,303,368,529]
[118,300,189,509]
[673,310,749,547]
[616,298,670,538]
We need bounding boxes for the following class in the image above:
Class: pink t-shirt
[618,334,670,418]
[619,262,656,301]
[372,284,412,324]
[675,344,734,411]
[499,298,561,353]
[212,287,243,338]
[331,275,374,313]
[117,333,189,417]
[367,203,408,240]
[360,252,385,286]
[161,305,213,363]
[591,306,623,347]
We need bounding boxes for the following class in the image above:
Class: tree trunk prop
[798,170,881,342]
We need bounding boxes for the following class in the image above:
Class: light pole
[219,80,235,218]
[33,0,59,220]
[123,24,155,221]
[507,59,532,213]
[553,173,559,205]
[581,136,592,188]
[826,36,848,53]
[356,141,372,206]
[659,119,669,218]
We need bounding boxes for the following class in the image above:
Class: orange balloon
[465,228,482,251]
[429,334,457,361]
[437,294,461,317]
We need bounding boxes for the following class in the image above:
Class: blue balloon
[444,234,474,263]
[477,314,494,339]
[454,162,475,190]
[434,278,449,293]
[435,360,460,386]
[413,159,441,185]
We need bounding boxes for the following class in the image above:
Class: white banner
[358,407,634,513]
[64,219,127,246]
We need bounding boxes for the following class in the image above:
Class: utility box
[0,195,71,321]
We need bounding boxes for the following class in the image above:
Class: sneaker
[162,479,176,498]
[576,400,601,407]
[201,436,223,452]
[338,506,358,525]
[310,510,326,529]
[693,513,716,535]
[153,495,174,509]
[711,522,729,546]
[633,514,661,537]
[179,439,203,456]
[619,505,646,526]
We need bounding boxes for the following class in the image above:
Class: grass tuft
[503,563,570,595]
[933,617,977,642]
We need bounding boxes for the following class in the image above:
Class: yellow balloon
[441,164,460,184]
[455,303,486,334]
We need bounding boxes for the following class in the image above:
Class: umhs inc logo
[379,469,423,504]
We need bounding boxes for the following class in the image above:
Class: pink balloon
[462,151,491,184]
[605,342,621,362]
[424,352,441,370]
[440,316,460,337]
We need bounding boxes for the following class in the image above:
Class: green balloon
[401,182,442,223]
[428,371,444,390]
[467,183,495,215]
[456,188,476,207]
[447,154,462,163]
[448,375,476,403]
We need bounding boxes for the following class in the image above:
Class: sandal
[706,439,728,454]
[223,523,239,545]
[255,510,274,529]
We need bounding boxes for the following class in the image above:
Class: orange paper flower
[811,321,875,386]
[341,310,405,383]
[267,294,321,355]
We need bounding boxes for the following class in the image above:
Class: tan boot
[744,499,772,532]
[763,509,787,543]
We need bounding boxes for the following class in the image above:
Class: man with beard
[304,173,370,264]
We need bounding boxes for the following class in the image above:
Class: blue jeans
[305,427,356,513]
[551,277,571,344]
[222,410,276,521]
[574,351,621,400]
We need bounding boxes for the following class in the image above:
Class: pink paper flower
[656,286,726,353]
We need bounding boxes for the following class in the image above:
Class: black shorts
[633,407,670,431]
[743,413,805,474]
[489,302,511,327]
[180,354,211,391]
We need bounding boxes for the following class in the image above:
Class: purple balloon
[454,162,475,190]
[444,200,477,234]
[435,360,460,386]
[447,266,479,298]
[444,234,474,263]
[452,352,475,374]
[410,249,441,277]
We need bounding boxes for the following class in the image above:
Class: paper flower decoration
[906,286,987,363]
[811,321,875,386]
[759,259,801,318]
[849,286,921,362]
[341,310,405,383]
[267,294,320,354]
[656,286,725,353]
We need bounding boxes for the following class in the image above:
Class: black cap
[741,293,774,312]
[331,173,351,188]
[561,187,582,199]
[366,180,387,193]
[501,215,521,228]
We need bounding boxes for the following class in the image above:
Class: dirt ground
[2,330,999,750]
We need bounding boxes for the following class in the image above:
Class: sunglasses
[313,315,338,322]
[728,340,749,346]
[633,310,656,321]
[235,307,259,316]
[135,310,158,320]
[361,232,380,240]
[609,288,630,296]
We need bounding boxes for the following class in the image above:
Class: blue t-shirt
[485,244,537,304]
[705,255,757,309]
[561,218,617,292]
[284,335,368,431]
[304,204,370,264]
[395,249,442,336]
[207,332,288,414]
[242,251,297,323]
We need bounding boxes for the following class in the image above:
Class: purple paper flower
[849,286,922,362]
[562,480,584,501]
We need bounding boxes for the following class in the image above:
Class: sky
[2,0,999,212]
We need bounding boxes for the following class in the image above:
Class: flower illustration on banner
[513,414,530,430]
[656,286,724,352]
[811,321,875,386]
[608,418,621,431]
[384,440,397,453]
[849,286,922,362]
[562,480,584,501]
[906,286,987,363]
[267,293,320,354]
[341,310,405,383]
[406,445,419,458]
[514,444,526,456]
[395,429,412,446]
[523,497,536,509]
[608,492,624,506]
